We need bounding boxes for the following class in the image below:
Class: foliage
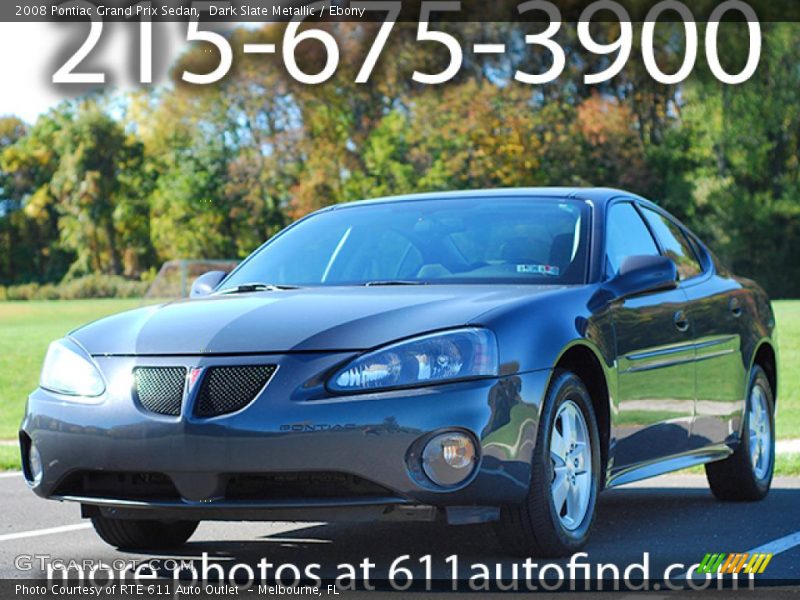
[0,22,798,296]
[0,274,149,301]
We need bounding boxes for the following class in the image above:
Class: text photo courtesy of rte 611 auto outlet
[1,0,799,598]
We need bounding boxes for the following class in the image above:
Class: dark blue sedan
[20,188,778,556]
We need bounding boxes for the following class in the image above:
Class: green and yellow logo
[696,553,773,575]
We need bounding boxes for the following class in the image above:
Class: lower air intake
[195,365,276,417]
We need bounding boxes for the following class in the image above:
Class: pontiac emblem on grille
[187,367,204,393]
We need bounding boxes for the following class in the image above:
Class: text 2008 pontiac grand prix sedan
[20,188,778,556]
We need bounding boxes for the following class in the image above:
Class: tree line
[0,21,798,296]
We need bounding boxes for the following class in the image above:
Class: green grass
[0,299,144,440]
[774,300,800,440]
[0,299,798,470]
[0,445,21,470]
[775,452,800,476]
[680,454,800,477]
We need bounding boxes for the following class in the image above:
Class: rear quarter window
[640,208,703,281]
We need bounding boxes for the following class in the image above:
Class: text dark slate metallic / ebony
[20,188,779,556]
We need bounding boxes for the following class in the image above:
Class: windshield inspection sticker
[516,264,560,276]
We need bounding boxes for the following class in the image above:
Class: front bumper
[21,352,550,520]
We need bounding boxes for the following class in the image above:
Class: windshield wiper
[364,280,426,287]
[216,282,301,295]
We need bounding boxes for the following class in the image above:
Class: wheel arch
[552,342,612,488]
[752,340,778,407]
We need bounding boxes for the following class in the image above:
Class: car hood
[70,285,567,355]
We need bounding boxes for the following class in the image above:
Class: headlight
[329,328,498,392]
[40,338,105,398]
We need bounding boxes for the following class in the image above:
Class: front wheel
[705,365,774,501]
[91,516,198,550]
[494,370,601,557]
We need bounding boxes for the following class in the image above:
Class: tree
[0,110,70,283]
[48,99,149,277]
[669,23,800,296]
[0,116,29,282]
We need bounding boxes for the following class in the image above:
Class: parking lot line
[0,523,91,542]
[0,472,21,478]
[680,528,800,580]
[747,530,800,555]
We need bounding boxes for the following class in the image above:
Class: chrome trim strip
[623,356,696,373]
[623,335,739,373]
[625,343,696,362]
[625,335,738,363]
[694,348,736,363]
[694,335,738,350]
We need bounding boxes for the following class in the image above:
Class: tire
[705,365,775,501]
[91,516,198,550]
[494,370,601,557]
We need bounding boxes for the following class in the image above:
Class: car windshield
[222,196,591,288]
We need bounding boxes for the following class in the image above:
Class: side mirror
[606,255,678,300]
[190,271,227,299]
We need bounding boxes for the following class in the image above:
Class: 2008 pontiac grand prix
[20,188,778,556]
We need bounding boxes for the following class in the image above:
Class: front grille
[134,367,186,416]
[195,365,276,417]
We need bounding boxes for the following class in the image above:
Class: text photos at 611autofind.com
[7,551,770,593]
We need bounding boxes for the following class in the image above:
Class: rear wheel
[91,516,198,550]
[494,370,601,556]
[705,365,774,501]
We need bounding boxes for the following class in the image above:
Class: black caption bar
[5,577,800,596]
[4,0,800,22]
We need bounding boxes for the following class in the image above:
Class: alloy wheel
[550,399,592,530]
[749,383,772,480]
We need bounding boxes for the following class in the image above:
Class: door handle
[673,310,690,332]
[730,297,743,318]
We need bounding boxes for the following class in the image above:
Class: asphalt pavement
[1,471,799,594]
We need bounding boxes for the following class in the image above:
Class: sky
[0,22,189,123]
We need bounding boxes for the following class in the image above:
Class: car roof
[324,187,644,211]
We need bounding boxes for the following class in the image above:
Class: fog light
[28,443,43,485]
[421,432,477,487]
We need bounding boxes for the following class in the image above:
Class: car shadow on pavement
[142,485,800,584]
